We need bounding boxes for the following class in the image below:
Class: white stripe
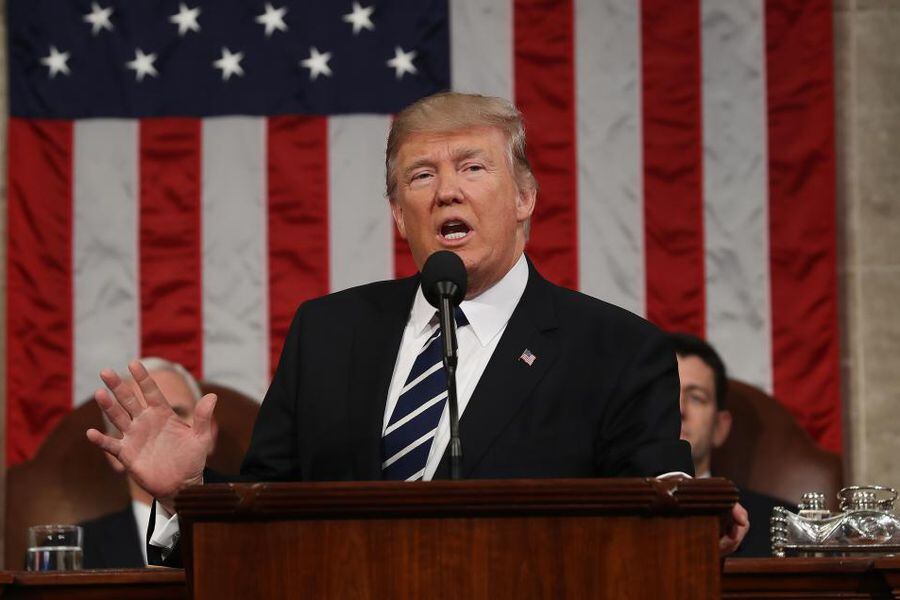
[417,329,441,356]
[73,120,140,405]
[399,362,443,396]
[406,468,426,482]
[328,115,393,291]
[701,0,773,392]
[449,0,512,99]
[384,390,448,436]
[575,0,645,316]
[201,117,268,401]
[382,428,437,469]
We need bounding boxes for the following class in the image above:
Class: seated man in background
[671,332,790,557]
[80,358,214,568]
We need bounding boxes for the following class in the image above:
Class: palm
[86,360,217,503]
[118,403,211,499]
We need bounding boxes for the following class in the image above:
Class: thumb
[193,393,218,438]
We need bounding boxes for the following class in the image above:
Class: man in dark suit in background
[86,92,747,563]
[80,358,210,568]
[671,332,789,557]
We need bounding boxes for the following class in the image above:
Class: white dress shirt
[382,253,528,480]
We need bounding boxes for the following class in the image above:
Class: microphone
[421,251,467,480]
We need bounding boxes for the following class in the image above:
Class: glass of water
[26,524,83,571]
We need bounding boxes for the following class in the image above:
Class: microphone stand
[436,286,463,480]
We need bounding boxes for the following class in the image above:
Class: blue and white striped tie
[381,307,468,481]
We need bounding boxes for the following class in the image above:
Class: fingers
[85,428,123,457]
[128,360,168,409]
[720,502,750,555]
[94,388,132,434]
[732,502,750,527]
[192,393,218,438]
[100,368,145,419]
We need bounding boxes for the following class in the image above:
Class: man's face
[677,354,731,475]
[390,126,536,297]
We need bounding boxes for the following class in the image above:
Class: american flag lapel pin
[519,348,536,366]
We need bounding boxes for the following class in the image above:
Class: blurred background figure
[670,333,793,557]
[79,358,215,569]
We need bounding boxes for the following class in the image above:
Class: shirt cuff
[149,500,181,558]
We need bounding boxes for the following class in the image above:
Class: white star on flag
[342,2,375,35]
[387,46,417,79]
[126,49,158,82]
[255,3,288,37]
[40,46,71,78]
[300,47,333,81]
[213,47,245,81]
[169,3,201,37]
[83,2,114,36]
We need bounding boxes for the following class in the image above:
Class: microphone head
[421,251,468,308]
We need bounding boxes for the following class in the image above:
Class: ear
[515,184,536,224]
[390,200,408,240]
[712,409,732,449]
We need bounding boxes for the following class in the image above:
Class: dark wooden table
[0,569,184,599]
[4,556,900,598]
[723,556,900,599]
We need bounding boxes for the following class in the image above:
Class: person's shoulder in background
[79,506,145,569]
[732,488,796,558]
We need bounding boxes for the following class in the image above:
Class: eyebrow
[683,384,710,395]
[402,147,492,178]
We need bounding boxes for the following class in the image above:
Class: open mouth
[439,219,472,241]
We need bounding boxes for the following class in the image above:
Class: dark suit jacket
[80,505,145,569]
[150,258,692,565]
[732,489,795,558]
[241,258,691,481]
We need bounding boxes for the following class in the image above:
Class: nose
[679,393,687,420]
[435,170,462,206]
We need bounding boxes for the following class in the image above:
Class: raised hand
[86,360,217,512]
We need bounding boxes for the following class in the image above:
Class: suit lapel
[454,262,560,477]
[347,276,419,480]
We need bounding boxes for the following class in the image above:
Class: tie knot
[430,306,468,329]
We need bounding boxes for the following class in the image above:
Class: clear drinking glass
[26,524,83,571]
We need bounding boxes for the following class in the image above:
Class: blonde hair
[385,92,538,202]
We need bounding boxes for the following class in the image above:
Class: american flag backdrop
[4,0,839,466]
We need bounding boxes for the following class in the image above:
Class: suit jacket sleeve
[594,328,693,477]
[239,305,305,481]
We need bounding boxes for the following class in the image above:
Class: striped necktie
[381,307,468,481]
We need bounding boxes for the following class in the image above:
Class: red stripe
[139,118,203,376]
[5,119,73,465]
[267,116,330,375]
[765,0,840,452]
[641,0,705,335]
[513,0,578,290]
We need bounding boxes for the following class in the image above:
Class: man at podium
[86,92,747,563]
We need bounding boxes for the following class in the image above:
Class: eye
[464,163,485,173]
[411,171,433,182]
[689,393,709,405]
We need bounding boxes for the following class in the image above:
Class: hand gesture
[86,360,217,512]
[720,502,750,555]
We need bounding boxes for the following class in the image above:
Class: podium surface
[176,477,736,599]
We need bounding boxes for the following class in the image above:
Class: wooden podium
[175,478,737,599]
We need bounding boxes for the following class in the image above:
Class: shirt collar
[409,253,529,346]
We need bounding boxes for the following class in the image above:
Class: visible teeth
[444,231,467,240]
